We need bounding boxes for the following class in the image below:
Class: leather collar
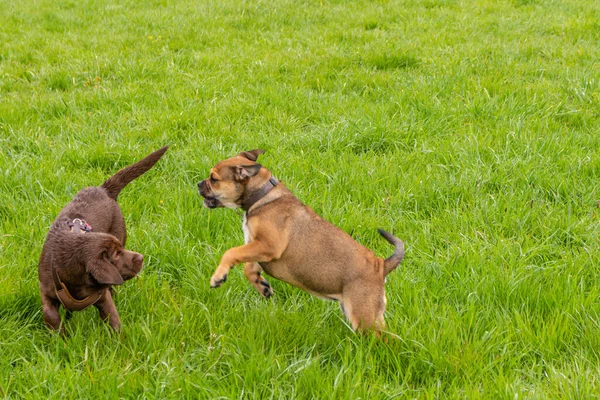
[241,176,278,211]
[52,264,105,311]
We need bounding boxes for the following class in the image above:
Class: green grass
[1,0,600,397]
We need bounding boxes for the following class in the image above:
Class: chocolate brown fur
[198,149,404,334]
[38,146,168,333]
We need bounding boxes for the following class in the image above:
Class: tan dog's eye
[210,175,218,183]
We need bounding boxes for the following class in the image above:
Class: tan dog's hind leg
[343,285,386,335]
[244,262,273,298]
[94,289,121,332]
[210,240,282,288]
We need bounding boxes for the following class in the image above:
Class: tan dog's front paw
[210,271,228,288]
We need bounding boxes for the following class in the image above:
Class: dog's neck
[52,264,105,311]
[52,218,105,311]
[241,176,279,211]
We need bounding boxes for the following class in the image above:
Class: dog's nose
[132,253,144,274]
[133,253,143,265]
[198,180,208,196]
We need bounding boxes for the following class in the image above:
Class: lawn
[1,0,600,397]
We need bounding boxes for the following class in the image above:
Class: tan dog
[38,146,168,333]
[198,149,404,333]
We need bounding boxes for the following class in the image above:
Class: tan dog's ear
[239,149,264,162]
[87,252,124,285]
[233,164,262,181]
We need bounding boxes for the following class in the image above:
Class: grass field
[1,0,600,397]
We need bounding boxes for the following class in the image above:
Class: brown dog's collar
[241,176,278,211]
[67,218,93,234]
[52,264,104,311]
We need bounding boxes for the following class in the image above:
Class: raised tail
[101,146,169,200]
[377,228,405,276]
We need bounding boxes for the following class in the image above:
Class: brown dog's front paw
[259,280,273,298]
[109,321,122,333]
[210,273,228,288]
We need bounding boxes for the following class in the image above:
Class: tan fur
[198,150,404,335]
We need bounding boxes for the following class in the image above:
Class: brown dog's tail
[377,228,405,276]
[101,146,169,200]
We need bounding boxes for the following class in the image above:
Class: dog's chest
[242,214,251,244]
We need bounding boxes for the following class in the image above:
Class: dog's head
[198,149,265,209]
[83,234,144,285]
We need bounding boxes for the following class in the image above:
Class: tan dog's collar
[52,264,105,311]
[241,176,278,211]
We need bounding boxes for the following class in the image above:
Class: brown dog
[198,149,404,333]
[38,146,168,333]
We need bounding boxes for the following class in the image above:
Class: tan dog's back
[252,201,382,297]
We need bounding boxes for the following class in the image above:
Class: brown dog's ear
[239,149,264,162]
[233,164,262,181]
[87,253,124,285]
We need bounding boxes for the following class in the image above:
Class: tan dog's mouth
[203,197,224,209]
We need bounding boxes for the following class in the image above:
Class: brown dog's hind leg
[42,294,62,333]
[244,262,273,298]
[94,290,121,332]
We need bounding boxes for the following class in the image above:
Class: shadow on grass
[366,54,420,71]
[0,292,44,329]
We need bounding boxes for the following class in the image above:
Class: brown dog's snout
[132,253,143,275]
[121,251,144,280]
[133,253,143,267]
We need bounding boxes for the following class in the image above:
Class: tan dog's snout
[197,180,207,195]
[197,180,212,198]
[198,180,224,208]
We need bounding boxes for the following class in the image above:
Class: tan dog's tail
[101,146,168,200]
[377,228,405,276]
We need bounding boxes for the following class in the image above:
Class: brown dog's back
[102,146,169,200]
